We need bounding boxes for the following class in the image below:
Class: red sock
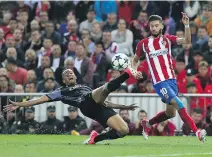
[149,111,170,125]
[178,108,198,133]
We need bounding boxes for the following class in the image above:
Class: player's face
[62,69,77,85]
[149,20,163,37]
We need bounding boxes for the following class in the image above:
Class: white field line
[115,152,212,157]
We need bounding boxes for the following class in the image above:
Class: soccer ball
[111,53,130,71]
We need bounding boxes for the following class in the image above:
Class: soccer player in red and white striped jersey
[132,12,206,142]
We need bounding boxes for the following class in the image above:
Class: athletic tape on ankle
[174,96,184,109]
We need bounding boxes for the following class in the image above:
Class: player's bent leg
[92,72,130,104]
[170,96,207,142]
[93,114,129,144]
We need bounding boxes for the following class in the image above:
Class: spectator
[36,67,60,92]
[0,75,13,93]
[130,10,149,44]
[35,55,51,81]
[145,80,154,93]
[27,70,37,83]
[117,1,136,24]
[134,110,149,135]
[82,36,95,55]
[63,19,80,46]
[188,50,204,72]
[39,105,61,134]
[133,1,157,18]
[37,38,53,67]
[90,22,102,42]
[94,1,117,21]
[190,22,198,46]
[25,82,36,93]
[13,28,27,52]
[184,0,201,20]
[119,109,135,135]
[11,107,40,134]
[6,57,27,85]
[8,18,18,34]
[42,21,62,45]
[41,77,57,93]
[24,49,38,70]
[102,30,118,63]
[24,20,40,40]
[92,41,109,88]
[55,57,83,86]
[5,47,24,67]
[74,44,93,87]
[175,56,186,84]
[197,61,211,90]
[202,36,212,65]
[102,13,118,32]
[17,9,30,33]
[50,44,64,71]
[14,84,24,93]
[80,120,104,135]
[38,11,49,31]
[58,106,87,134]
[79,8,98,32]
[151,120,176,136]
[111,19,133,56]
[0,67,15,88]
[81,29,90,40]
[195,26,209,49]
[182,108,208,135]
[64,40,77,58]
[25,30,43,53]
[194,4,212,35]
[75,1,94,23]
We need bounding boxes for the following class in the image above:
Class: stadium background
[0,1,211,136]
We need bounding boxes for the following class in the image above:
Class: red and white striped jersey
[136,35,177,84]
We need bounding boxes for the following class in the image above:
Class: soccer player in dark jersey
[4,68,142,144]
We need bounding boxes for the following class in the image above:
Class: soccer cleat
[141,120,152,140]
[83,130,98,145]
[196,129,207,143]
[124,67,138,79]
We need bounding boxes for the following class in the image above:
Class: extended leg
[94,114,129,143]
[92,72,129,104]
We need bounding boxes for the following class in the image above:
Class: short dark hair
[149,15,163,23]
[140,10,148,14]
[95,41,104,48]
[119,109,128,113]
[139,109,147,115]
[192,108,202,114]
[176,55,185,63]
[25,81,36,87]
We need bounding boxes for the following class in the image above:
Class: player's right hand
[3,100,19,113]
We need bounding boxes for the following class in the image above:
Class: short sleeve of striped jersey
[135,40,144,57]
[165,35,178,45]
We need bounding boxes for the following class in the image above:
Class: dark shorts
[79,92,117,128]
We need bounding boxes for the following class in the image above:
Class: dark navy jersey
[46,84,92,107]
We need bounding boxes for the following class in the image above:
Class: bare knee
[117,124,129,135]
[165,106,176,118]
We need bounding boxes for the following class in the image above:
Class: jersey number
[160,88,167,96]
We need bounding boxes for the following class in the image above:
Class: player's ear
[161,23,164,29]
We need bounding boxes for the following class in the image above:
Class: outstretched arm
[177,12,191,45]
[4,96,50,112]
[103,100,138,110]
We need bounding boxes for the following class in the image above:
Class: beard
[151,29,162,37]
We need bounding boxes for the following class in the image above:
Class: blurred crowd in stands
[0,1,211,135]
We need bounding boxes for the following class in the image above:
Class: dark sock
[178,108,198,133]
[106,73,129,92]
[149,111,171,125]
[94,129,124,143]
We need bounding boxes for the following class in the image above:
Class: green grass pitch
[0,135,211,157]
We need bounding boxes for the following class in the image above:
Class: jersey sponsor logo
[149,48,168,58]
[69,84,83,91]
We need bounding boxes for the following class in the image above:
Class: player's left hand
[125,103,139,110]
[181,12,189,25]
